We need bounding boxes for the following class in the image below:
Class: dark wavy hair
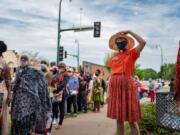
[0,41,7,53]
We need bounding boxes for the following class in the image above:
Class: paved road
[52,106,116,135]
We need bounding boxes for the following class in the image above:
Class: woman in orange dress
[107,30,146,135]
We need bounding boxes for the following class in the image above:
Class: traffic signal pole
[57,26,93,64]
[57,0,62,64]
[65,40,80,72]
[157,45,164,79]
[56,0,101,67]
[75,40,80,72]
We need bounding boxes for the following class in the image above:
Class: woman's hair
[41,60,49,66]
[0,41,7,53]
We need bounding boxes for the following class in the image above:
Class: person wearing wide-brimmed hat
[0,41,11,135]
[107,30,146,135]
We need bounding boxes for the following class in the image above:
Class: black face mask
[53,70,57,75]
[41,68,46,73]
[0,71,4,82]
[116,39,128,52]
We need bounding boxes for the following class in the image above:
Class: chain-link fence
[156,92,180,131]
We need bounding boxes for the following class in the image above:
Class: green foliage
[143,68,158,80]
[134,66,158,80]
[164,64,176,80]
[139,104,180,135]
[158,64,176,80]
[135,69,144,80]
[134,64,144,80]
[139,104,156,134]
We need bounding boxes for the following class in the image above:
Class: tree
[159,63,176,80]
[165,64,176,80]
[143,68,158,80]
[134,64,144,80]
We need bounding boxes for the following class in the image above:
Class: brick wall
[82,61,111,81]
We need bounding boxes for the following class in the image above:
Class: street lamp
[57,0,72,64]
[156,45,164,79]
[80,8,83,28]
[75,39,80,72]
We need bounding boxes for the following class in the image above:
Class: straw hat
[109,32,135,51]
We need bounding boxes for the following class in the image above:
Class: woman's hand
[128,31,146,53]
[117,30,130,35]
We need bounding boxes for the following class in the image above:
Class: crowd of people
[0,30,179,135]
[0,40,108,135]
[134,76,165,103]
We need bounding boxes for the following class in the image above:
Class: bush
[139,104,180,135]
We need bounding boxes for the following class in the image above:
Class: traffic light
[65,51,67,58]
[94,22,101,38]
[59,46,64,61]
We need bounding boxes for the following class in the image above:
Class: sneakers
[53,118,58,125]
[72,113,78,117]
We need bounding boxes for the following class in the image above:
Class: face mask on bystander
[59,68,65,73]
[20,61,28,68]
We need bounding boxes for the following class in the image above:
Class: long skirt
[107,74,141,122]
[0,81,9,135]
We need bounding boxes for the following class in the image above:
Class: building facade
[82,61,111,81]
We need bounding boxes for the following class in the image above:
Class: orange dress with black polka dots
[107,48,141,122]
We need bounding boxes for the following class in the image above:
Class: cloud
[0,0,179,71]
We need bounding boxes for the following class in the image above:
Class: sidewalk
[52,106,116,135]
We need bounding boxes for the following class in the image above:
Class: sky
[0,0,179,71]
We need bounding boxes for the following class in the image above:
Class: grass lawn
[114,122,180,135]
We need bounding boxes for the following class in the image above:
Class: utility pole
[75,39,80,72]
[156,45,164,79]
[57,0,72,64]
[57,0,62,64]
[56,1,101,64]
[80,8,83,29]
